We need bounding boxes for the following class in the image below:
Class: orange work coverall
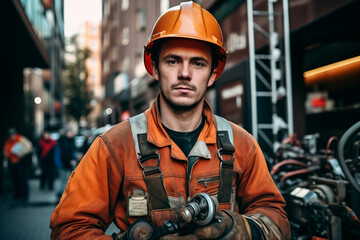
[50,95,290,239]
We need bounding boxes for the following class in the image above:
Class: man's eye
[167,60,178,64]
[193,61,205,67]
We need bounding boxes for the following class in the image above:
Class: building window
[91,26,98,35]
[122,27,129,46]
[160,0,169,13]
[121,0,129,11]
[136,8,147,31]
[122,56,130,72]
[90,41,99,51]
[111,46,118,61]
[103,31,110,49]
[113,11,118,29]
[103,59,110,75]
[91,74,97,83]
[134,53,146,77]
[104,0,110,17]
[135,53,142,65]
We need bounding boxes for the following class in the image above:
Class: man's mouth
[172,84,195,92]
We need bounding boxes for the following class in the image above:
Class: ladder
[247,0,294,157]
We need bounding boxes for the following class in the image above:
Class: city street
[1,1,359,239]
[0,178,119,240]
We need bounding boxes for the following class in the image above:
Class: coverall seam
[99,134,123,220]
[99,134,122,174]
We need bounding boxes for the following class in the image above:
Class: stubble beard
[159,81,205,115]
[160,90,204,114]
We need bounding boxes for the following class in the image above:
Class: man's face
[151,38,217,111]
[44,132,50,139]
[66,130,73,138]
[10,134,16,141]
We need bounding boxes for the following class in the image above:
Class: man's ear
[207,69,217,87]
[151,61,159,81]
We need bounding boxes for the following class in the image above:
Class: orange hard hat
[144,1,227,80]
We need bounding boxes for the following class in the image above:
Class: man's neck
[159,95,204,132]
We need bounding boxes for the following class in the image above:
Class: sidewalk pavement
[0,178,119,240]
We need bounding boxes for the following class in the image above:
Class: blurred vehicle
[74,135,87,160]
[74,125,114,160]
[91,124,113,139]
[74,135,87,150]
[50,132,61,141]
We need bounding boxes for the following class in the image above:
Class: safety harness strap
[214,115,235,203]
[129,113,170,210]
[129,114,235,210]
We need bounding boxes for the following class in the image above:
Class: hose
[338,121,360,192]
[270,159,308,175]
[325,136,339,156]
[280,166,320,183]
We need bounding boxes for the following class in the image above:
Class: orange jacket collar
[146,94,217,159]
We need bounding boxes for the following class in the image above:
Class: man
[55,127,76,200]
[3,128,33,202]
[38,131,57,191]
[50,2,290,239]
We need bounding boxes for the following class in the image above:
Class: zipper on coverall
[197,176,220,187]
[186,156,199,202]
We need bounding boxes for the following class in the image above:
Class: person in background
[3,127,33,202]
[37,130,57,191]
[79,131,92,160]
[55,127,76,200]
[50,2,290,239]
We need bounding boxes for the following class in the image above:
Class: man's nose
[178,62,191,80]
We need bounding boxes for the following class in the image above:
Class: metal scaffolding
[247,0,293,155]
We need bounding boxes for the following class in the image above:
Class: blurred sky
[64,0,102,37]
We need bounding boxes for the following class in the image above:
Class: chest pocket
[128,113,234,225]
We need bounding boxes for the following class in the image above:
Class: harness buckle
[138,153,162,178]
[217,147,234,163]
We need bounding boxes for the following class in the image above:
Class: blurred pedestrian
[55,127,76,200]
[80,132,92,158]
[3,128,33,202]
[37,131,57,191]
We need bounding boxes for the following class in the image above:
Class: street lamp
[105,107,112,115]
[34,97,42,105]
[104,107,113,125]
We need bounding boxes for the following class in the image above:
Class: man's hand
[117,211,251,240]
[194,210,251,240]
[156,210,252,240]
